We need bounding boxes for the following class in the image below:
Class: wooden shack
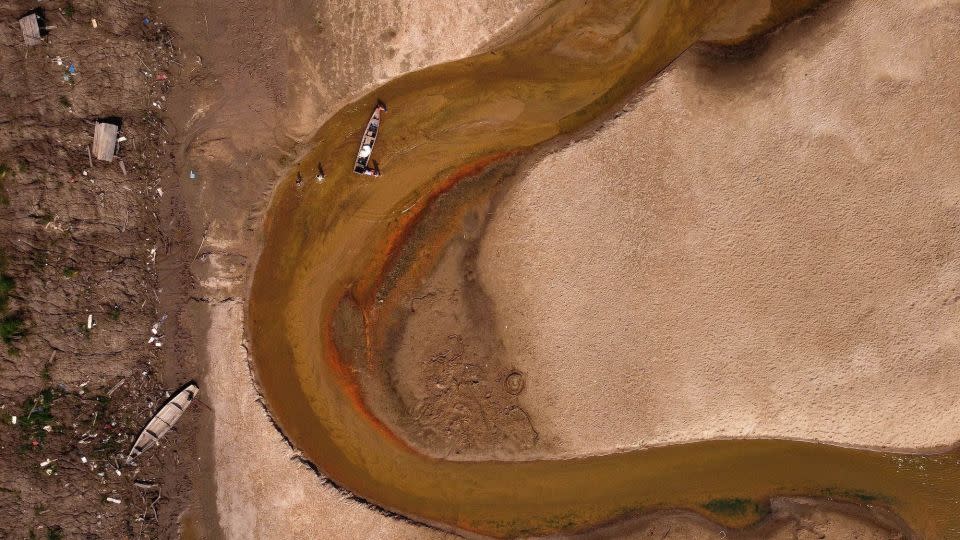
[19,13,42,46]
[92,121,119,162]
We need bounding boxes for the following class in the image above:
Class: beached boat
[126,382,199,464]
[353,101,387,176]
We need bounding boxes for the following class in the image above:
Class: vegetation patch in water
[702,497,763,517]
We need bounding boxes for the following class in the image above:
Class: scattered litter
[63,74,70,82]
[117,136,128,143]
[143,18,150,25]
[42,425,52,432]
[115,469,122,477]
[91,18,98,28]
[86,314,95,330]
[55,56,63,66]
[81,456,88,464]
[188,170,197,180]
[40,458,56,468]
[155,72,168,81]
[68,63,76,74]
[118,160,127,176]
[106,497,121,504]
[156,187,163,198]
[11,416,17,425]
[45,469,54,476]
[126,383,200,464]
[134,480,157,490]
[148,247,157,264]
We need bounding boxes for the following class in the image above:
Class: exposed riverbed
[249,0,960,537]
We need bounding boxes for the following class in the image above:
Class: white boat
[353,101,387,176]
[126,383,199,464]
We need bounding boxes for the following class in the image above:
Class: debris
[134,480,157,490]
[68,63,76,74]
[156,187,163,197]
[86,314,95,329]
[55,56,63,66]
[81,456,88,464]
[119,160,127,176]
[11,416,16,425]
[91,18,97,28]
[40,458,56,468]
[93,121,120,162]
[106,497,121,504]
[143,18,150,25]
[188,170,197,180]
[19,13,42,47]
[117,136,128,143]
[106,379,126,396]
[43,425,52,432]
[126,383,200,464]
[155,72,168,81]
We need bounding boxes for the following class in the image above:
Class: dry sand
[479,0,960,457]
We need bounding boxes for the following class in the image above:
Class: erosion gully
[248,0,960,537]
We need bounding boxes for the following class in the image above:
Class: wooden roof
[92,122,119,162]
[19,14,41,46]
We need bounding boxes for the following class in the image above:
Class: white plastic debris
[156,187,163,197]
[115,469,122,477]
[189,170,197,180]
[148,248,157,264]
[42,425,52,432]
[87,314,94,329]
[91,18,97,28]
[11,416,16,425]
[106,497,121,504]
[81,456,88,464]
[117,136,127,143]
[40,458,55,468]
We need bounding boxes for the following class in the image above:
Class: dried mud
[0,1,200,537]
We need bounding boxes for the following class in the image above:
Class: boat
[353,101,387,176]
[126,382,199,464]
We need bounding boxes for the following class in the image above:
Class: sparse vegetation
[0,255,26,347]
[17,389,61,449]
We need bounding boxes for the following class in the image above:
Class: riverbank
[0,0,199,536]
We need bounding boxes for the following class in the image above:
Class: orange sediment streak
[322,150,515,451]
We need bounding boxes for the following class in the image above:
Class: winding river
[249,0,960,537]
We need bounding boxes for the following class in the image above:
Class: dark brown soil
[0,1,199,537]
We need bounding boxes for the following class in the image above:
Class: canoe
[353,102,387,176]
[126,382,199,464]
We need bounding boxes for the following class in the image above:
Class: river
[248,0,960,537]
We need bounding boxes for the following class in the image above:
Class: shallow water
[248,0,960,537]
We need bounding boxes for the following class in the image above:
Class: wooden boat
[126,382,199,464]
[353,101,387,176]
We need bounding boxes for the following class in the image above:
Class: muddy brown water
[249,0,960,537]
